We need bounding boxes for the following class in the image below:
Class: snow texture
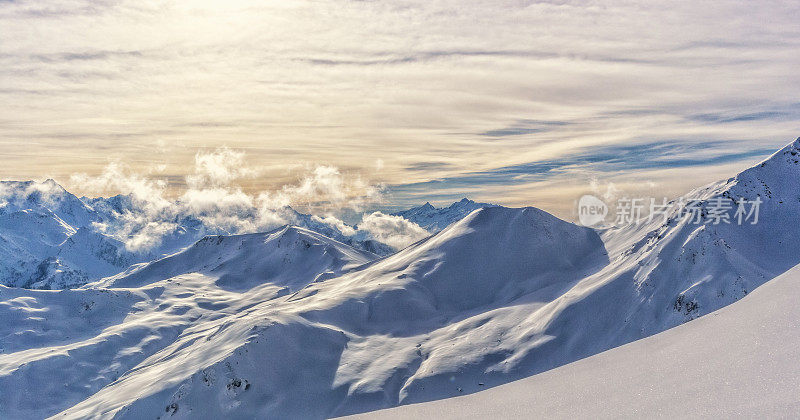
[351,260,800,419]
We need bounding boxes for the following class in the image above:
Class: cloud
[185,148,256,189]
[478,119,570,138]
[70,161,171,210]
[112,218,178,253]
[688,109,798,124]
[311,214,357,237]
[389,140,776,195]
[355,212,429,250]
[67,149,387,252]
[405,162,454,172]
[258,165,384,212]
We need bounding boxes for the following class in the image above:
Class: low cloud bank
[62,148,425,253]
[354,212,430,249]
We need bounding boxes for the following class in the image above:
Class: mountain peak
[719,137,800,202]
[448,198,476,208]
[756,137,800,168]
[392,198,498,233]
[351,205,609,313]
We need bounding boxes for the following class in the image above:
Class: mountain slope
[102,225,378,291]
[49,206,609,419]
[299,206,609,318]
[354,261,800,419]
[0,208,76,287]
[0,226,379,419]
[284,208,397,256]
[0,182,141,288]
[0,207,136,288]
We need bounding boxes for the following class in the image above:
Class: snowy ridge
[282,208,397,256]
[100,225,377,291]
[0,179,97,228]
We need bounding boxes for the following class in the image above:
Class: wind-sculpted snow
[2,139,800,419]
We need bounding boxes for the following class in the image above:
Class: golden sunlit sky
[2,0,799,217]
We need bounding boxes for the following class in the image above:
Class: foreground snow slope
[352,261,800,419]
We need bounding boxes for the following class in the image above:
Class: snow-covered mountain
[0,182,137,288]
[1,182,495,290]
[101,225,377,291]
[392,198,497,232]
[86,195,397,257]
[0,205,607,418]
[1,138,799,419]
[0,183,399,289]
[0,179,98,228]
[281,207,397,256]
[0,226,379,419]
[356,257,800,419]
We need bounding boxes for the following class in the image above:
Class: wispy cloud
[688,106,800,124]
[387,140,778,211]
[478,119,570,138]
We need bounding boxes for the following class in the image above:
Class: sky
[2,0,800,219]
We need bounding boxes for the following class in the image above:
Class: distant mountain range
[391,198,497,232]
[0,179,491,288]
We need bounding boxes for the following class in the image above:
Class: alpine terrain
[1,138,799,418]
